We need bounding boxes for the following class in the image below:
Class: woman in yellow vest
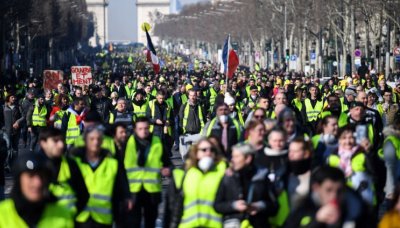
[0,154,74,227]
[326,126,375,206]
[166,138,227,228]
[71,125,132,227]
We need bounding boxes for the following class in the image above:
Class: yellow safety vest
[66,113,80,146]
[124,135,163,193]
[49,156,77,215]
[304,99,323,122]
[54,110,66,129]
[176,162,227,228]
[205,118,241,140]
[209,88,218,107]
[75,156,118,225]
[182,103,205,134]
[132,103,148,120]
[32,106,47,127]
[0,199,73,228]
[148,100,172,135]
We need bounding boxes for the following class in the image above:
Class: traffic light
[376,45,380,58]
[286,49,290,60]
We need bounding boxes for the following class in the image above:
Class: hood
[383,126,400,138]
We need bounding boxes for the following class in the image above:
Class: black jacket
[90,96,113,123]
[214,166,278,228]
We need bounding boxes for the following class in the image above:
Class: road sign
[354,57,361,66]
[354,49,362,57]
[290,55,297,61]
[396,55,400,62]
[394,47,400,56]
[310,52,316,60]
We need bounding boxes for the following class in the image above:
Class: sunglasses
[254,115,265,119]
[198,147,214,153]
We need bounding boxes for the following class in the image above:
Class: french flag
[221,35,239,79]
[145,28,160,74]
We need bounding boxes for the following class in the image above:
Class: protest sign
[71,66,93,86]
[43,70,63,90]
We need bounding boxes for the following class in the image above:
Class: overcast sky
[108,0,206,42]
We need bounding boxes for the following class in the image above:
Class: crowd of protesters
[0,53,400,228]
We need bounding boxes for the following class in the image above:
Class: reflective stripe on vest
[75,157,118,225]
[133,103,147,118]
[0,199,74,227]
[148,100,171,134]
[304,99,323,122]
[49,157,77,214]
[32,106,47,127]
[66,114,80,145]
[178,162,226,228]
[124,135,163,193]
[182,103,204,134]
[205,118,241,140]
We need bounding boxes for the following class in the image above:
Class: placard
[71,66,93,86]
[43,70,63,90]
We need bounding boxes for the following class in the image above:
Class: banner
[43,70,63,90]
[71,66,93,86]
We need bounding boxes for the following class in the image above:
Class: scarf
[338,146,358,177]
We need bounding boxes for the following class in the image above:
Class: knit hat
[224,95,235,106]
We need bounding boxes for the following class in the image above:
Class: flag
[145,28,160,74]
[221,35,239,79]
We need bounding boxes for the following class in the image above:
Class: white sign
[289,56,297,70]
[354,57,361,66]
[71,66,93,86]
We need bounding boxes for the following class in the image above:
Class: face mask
[289,158,311,175]
[219,114,228,123]
[322,134,337,144]
[251,95,257,100]
[198,156,214,172]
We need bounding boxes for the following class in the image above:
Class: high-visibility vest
[379,135,400,159]
[132,103,148,119]
[182,103,204,134]
[66,113,80,146]
[74,135,116,156]
[204,117,241,140]
[49,156,77,214]
[175,162,226,228]
[32,105,47,127]
[327,152,376,205]
[209,88,218,107]
[54,110,66,129]
[108,111,134,125]
[124,85,134,99]
[340,97,348,112]
[124,135,163,193]
[291,98,303,111]
[75,156,118,225]
[0,199,74,228]
[148,100,171,135]
[181,93,188,104]
[304,98,323,122]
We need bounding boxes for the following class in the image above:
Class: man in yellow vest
[39,127,89,215]
[132,89,148,121]
[302,85,323,134]
[178,89,205,158]
[61,97,87,148]
[27,94,49,152]
[0,153,74,227]
[124,117,171,227]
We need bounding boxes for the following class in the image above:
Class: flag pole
[226,34,230,93]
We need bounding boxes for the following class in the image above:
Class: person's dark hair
[311,166,345,185]
[111,122,127,137]
[316,115,338,134]
[134,117,150,128]
[39,127,64,141]
[337,125,355,139]
[290,136,313,155]
[246,119,265,132]
[156,90,165,97]
[54,94,69,107]
[5,94,15,103]
[73,97,85,106]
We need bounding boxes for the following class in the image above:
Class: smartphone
[355,125,367,144]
